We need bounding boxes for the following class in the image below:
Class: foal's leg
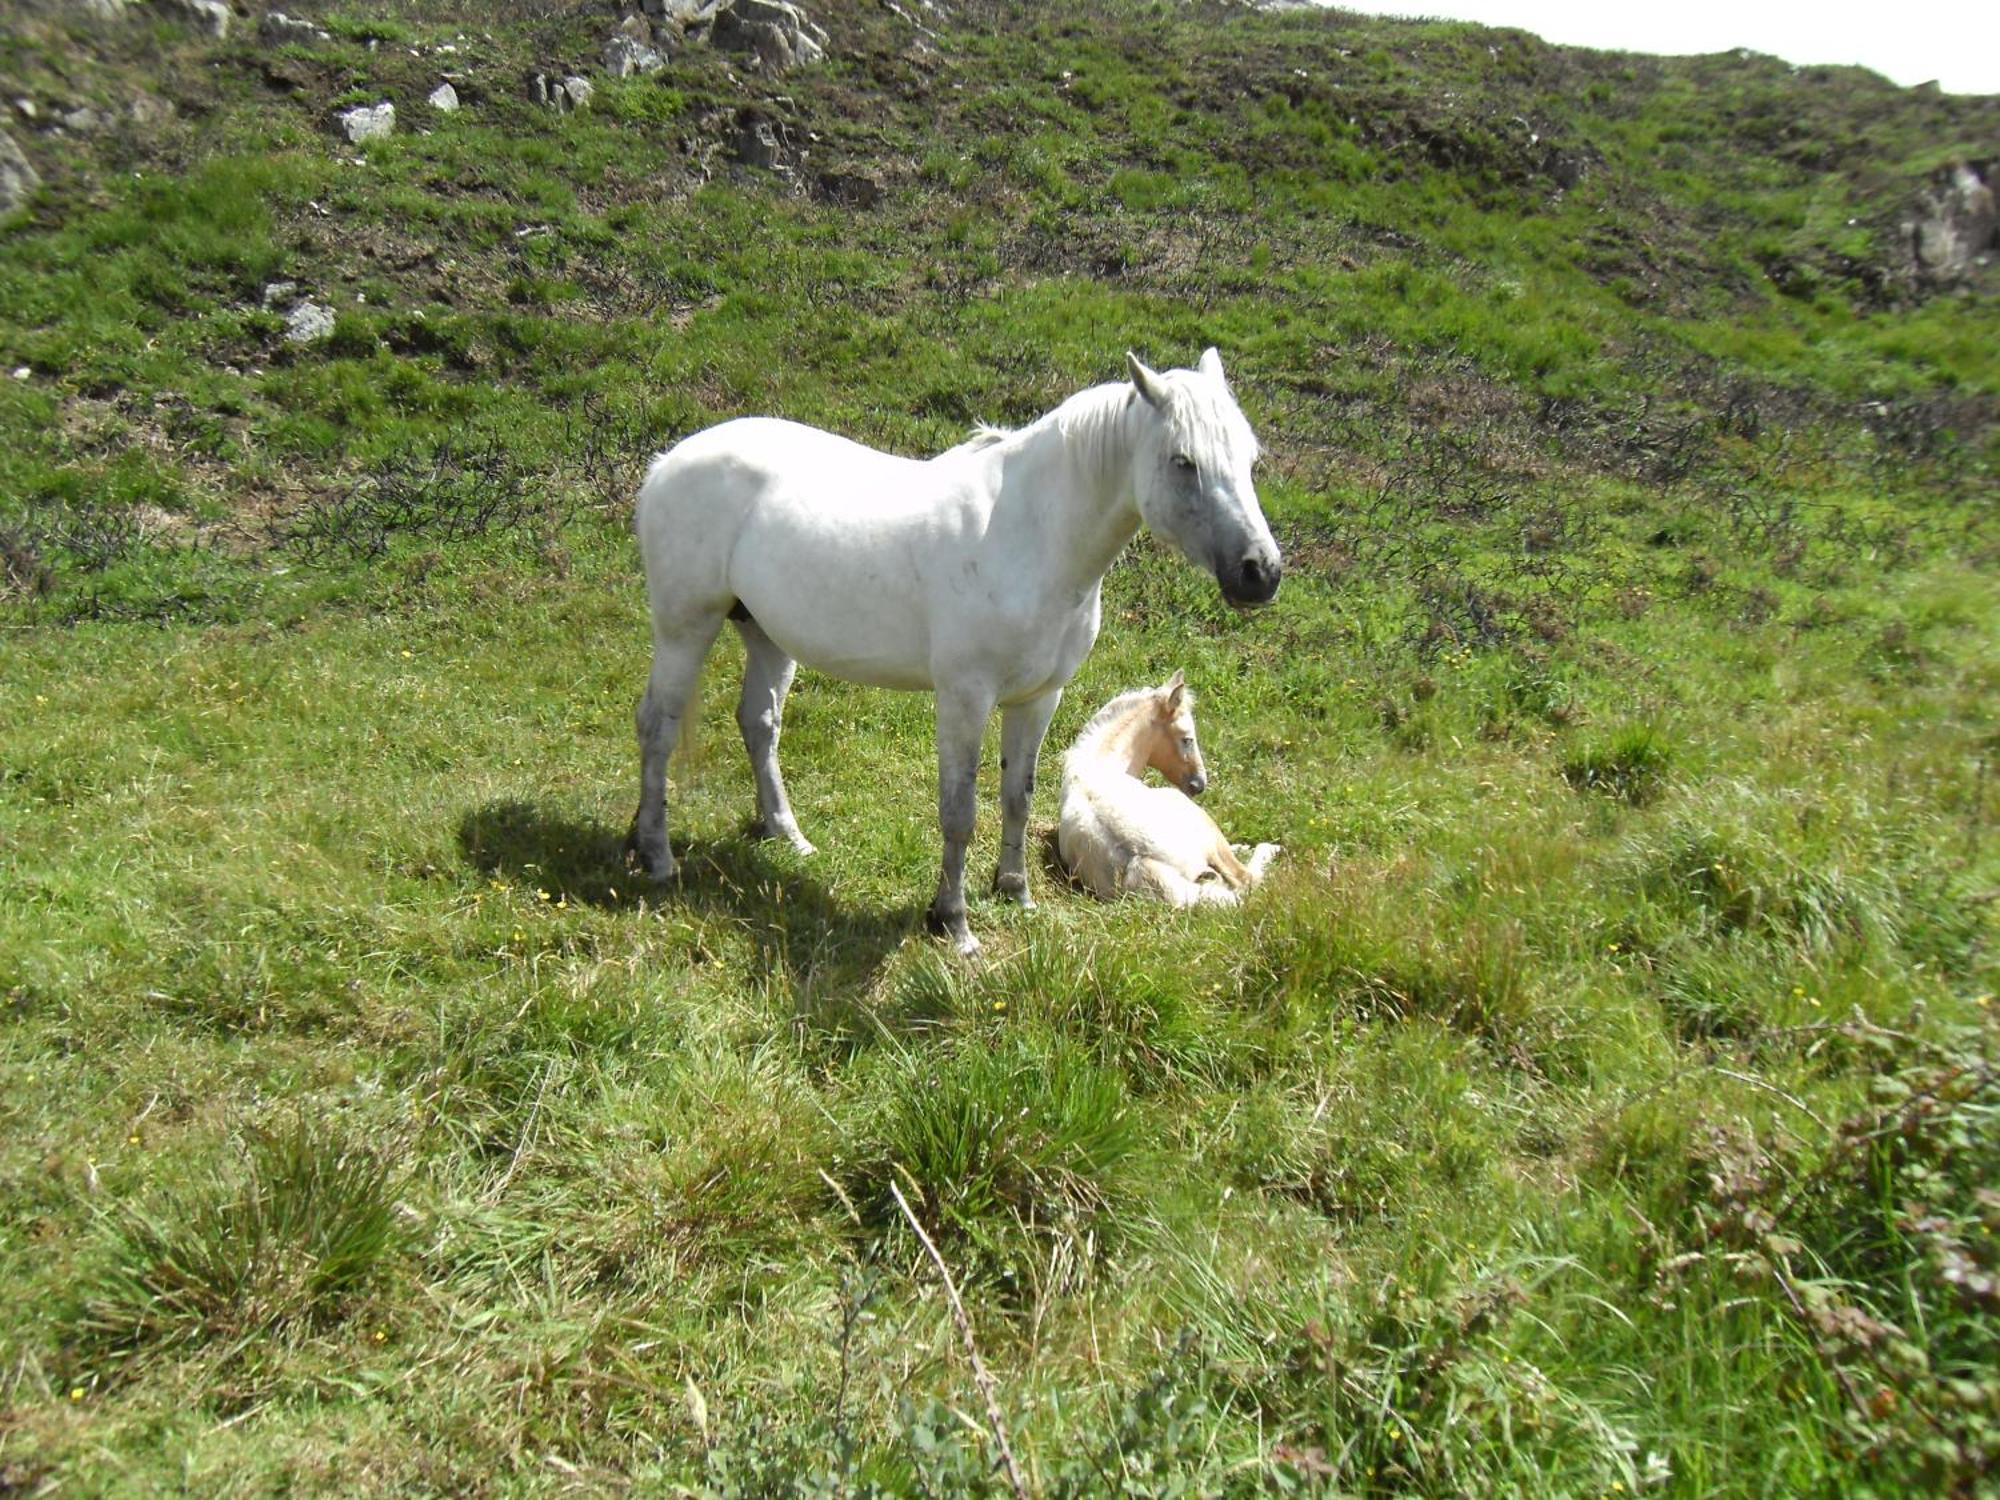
[628,616,722,882]
[994,687,1063,907]
[733,616,814,855]
[1124,856,1237,908]
[927,685,995,957]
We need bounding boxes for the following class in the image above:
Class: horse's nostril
[1237,555,1280,602]
[1186,772,1207,796]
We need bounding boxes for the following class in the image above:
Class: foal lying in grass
[1058,672,1280,906]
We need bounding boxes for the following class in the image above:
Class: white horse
[628,349,1280,955]
[1058,672,1280,906]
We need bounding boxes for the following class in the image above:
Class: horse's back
[641,417,934,523]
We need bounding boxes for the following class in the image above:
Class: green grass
[2,0,1996,1491]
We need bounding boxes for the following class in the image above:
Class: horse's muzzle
[1183,770,1207,797]
[1220,553,1281,608]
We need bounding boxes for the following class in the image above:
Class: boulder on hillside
[336,101,395,143]
[428,82,460,113]
[604,33,667,77]
[641,0,719,26]
[0,129,39,215]
[1902,160,1997,287]
[259,11,333,45]
[157,0,230,38]
[284,299,336,344]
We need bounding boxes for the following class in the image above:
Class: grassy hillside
[1,0,1996,1492]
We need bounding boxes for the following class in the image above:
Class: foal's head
[1141,669,1208,797]
[1127,348,1282,609]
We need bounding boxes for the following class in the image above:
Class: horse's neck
[998,384,1142,590]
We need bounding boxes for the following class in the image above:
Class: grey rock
[60,106,107,134]
[644,0,718,26]
[336,101,395,143]
[158,0,231,38]
[69,0,130,19]
[0,130,39,216]
[560,75,594,110]
[127,93,175,127]
[261,280,298,308]
[284,300,336,344]
[428,82,459,112]
[1902,161,1996,285]
[735,117,782,168]
[604,33,667,77]
[259,11,332,45]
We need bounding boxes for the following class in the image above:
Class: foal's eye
[1170,453,1195,472]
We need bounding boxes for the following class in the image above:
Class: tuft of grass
[1563,723,1674,804]
[854,1031,1144,1298]
[76,1115,407,1362]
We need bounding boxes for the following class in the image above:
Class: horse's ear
[1162,669,1186,710]
[1198,347,1228,387]
[1127,351,1167,408]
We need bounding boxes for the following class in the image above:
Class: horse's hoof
[626,839,679,884]
[992,872,1035,909]
[926,904,980,957]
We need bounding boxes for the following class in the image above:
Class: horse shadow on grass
[456,799,942,1052]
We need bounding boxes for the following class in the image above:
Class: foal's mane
[1064,680,1191,772]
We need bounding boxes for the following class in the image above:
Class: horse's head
[1144,669,1209,797]
[1127,349,1282,608]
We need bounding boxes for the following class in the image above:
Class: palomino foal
[1058,672,1279,906]
[628,350,1280,954]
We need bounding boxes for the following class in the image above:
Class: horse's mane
[938,383,1137,484]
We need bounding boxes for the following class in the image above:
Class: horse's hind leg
[629,616,722,882]
[733,615,814,856]
[994,687,1062,907]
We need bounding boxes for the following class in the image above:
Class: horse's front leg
[927,685,995,957]
[994,687,1063,908]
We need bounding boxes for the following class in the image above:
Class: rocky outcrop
[0,130,39,215]
[634,0,828,73]
[710,0,827,72]
[428,82,460,113]
[529,74,594,112]
[1902,161,1997,287]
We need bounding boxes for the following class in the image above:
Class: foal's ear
[1162,668,1186,710]
[1198,347,1228,387]
[1127,351,1168,408]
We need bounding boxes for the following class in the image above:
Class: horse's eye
[1170,453,1195,472]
